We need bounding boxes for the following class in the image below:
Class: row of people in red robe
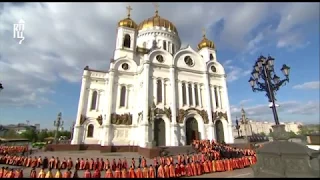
[0,146,28,155]
[0,167,23,178]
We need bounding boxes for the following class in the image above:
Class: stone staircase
[159,145,197,156]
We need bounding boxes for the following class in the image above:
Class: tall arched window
[90,91,98,110]
[172,44,175,54]
[120,86,126,107]
[157,79,162,103]
[143,42,147,48]
[188,84,193,106]
[163,41,167,50]
[194,84,199,106]
[210,53,214,60]
[87,124,94,138]
[182,83,186,105]
[123,34,131,48]
[214,87,219,108]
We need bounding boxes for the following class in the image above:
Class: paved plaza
[0,150,254,178]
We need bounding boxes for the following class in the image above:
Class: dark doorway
[215,120,225,143]
[154,118,166,146]
[185,117,200,145]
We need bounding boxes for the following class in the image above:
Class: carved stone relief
[212,111,228,123]
[110,113,133,125]
[79,114,87,125]
[176,108,209,124]
[147,105,172,122]
[96,115,103,126]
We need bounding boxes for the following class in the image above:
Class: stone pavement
[0,150,254,178]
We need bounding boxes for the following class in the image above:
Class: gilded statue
[96,115,103,125]
[110,113,133,125]
[79,114,87,125]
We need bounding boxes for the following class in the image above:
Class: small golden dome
[118,6,138,29]
[197,29,215,50]
[138,9,178,34]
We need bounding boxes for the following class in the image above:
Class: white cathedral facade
[71,7,234,148]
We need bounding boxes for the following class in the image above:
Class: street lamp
[248,55,290,138]
[0,83,3,92]
[235,117,241,138]
[240,108,250,142]
[54,112,64,144]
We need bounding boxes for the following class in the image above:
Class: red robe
[175,164,181,177]
[129,168,136,178]
[148,166,155,178]
[84,170,91,178]
[135,168,143,178]
[114,168,121,178]
[169,164,175,178]
[142,167,149,178]
[157,166,165,178]
[164,165,170,178]
[105,169,113,178]
[121,169,128,178]
[93,169,101,178]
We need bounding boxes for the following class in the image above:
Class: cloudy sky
[0,2,319,129]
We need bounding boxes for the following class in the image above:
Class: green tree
[20,127,38,142]
[2,129,20,139]
[37,130,49,142]
[288,131,297,138]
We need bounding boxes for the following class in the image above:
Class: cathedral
[71,6,234,148]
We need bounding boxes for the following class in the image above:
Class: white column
[162,79,165,105]
[216,87,221,109]
[192,83,196,107]
[178,81,183,107]
[186,83,190,106]
[141,62,151,147]
[223,81,234,143]
[199,85,203,108]
[125,86,130,109]
[212,86,217,111]
[153,78,157,104]
[87,90,93,111]
[204,73,214,140]
[117,85,121,108]
[95,91,100,112]
[170,67,178,146]
[219,87,223,110]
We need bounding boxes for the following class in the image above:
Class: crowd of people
[0,140,257,178]
[0,146,28,156]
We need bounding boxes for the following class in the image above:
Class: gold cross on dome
[126,5,132,17]
[202,28,206,38]
[153,3,159,15]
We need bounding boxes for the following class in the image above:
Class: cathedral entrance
[215,120,225,143]
[154,118,166,147]
[185,117,200,145]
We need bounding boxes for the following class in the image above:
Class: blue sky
[0,2,319,130]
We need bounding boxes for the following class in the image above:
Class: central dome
[138,11,178,34]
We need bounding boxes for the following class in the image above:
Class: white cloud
[276,32,310,50]
[225,65,251,82]
[231,101,320,121]
[239,99,252,105]
[293,81,320,90]
[0,3,317,107]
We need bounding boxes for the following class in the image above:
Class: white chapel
[71,5,234,147]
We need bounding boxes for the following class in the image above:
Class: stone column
[219,87,223,110]
[170,67,178,146]
[87,90,93,111]
[192,83,196,107]
[153,78,157,104]
[212,86,217,111]
[204,73,214,140]
[186,83,190,106]
[199,85,203,107]
[125,85,130,109]
[178,81,183,107]
[162,79,165,105]
[216,86,222,109]
[96,91,100,112]
[101,70,115,146]
[71,70,89,145]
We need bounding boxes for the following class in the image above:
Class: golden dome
[118,6,138,29]
[138,10,178,34]
[197,29,215,50]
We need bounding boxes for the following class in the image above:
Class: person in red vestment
[117,159,122,169]
[203,161,210,173]
[6,169,15,178]
[84,159,89,170]
[80,158,85,170]
[164,164,170,178]
[0,167,4,178]
[122,157,128,169]
[175,163,181,177]
[67,158,73,170]
[98,158,104,171]
[128,166,136,178]
[112,159,117,171]
[84,169,91,178]
[148,165,155,178]
[157,165,165,178]
[63,169,72,178]
[180,163,185,176]
[190,162,197,176]
[153,157,157,166]
[131,158,135,169]
[15,169,23,178]
[142,166,149,178]
[177,154,181,164]
[61,158,67,169]
[208,160,213,172]
[135,166,143,178]
[89,158,94,170]
[94,158,99,170]
[196,162,202,176]
[141,157,146,168]
[121,168,128,178]
[104,159,110,170]
[105,168,113,178]
[169,163,176,178]
[114,167,121,178]
[93,168,101,178]
[185,163,192,177]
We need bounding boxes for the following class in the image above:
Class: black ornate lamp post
[248,55,290,139]
[0,83,3,92]
[54,112,64,144]
[235,117,241,138]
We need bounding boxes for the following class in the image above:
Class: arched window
[87,124,94,138]
[90,91,98,110]
[210,53,214,60]
[157,79,162,103]
[182,83,186,105]
[163,41,167,50]
[143,42,147,48]
[172,44,175,54]
[214,87,219,108]
[123,34,131,48]
[120,86,126,107]
[194,84,199,106]
[188,84,193,106]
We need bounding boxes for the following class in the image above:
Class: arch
[120,86,126,107]
[163,41,167,50]
[206,61,225,74]
[182,82,187,105]
[87,124,94,138]
[90,91,98,110]
[173,45,204,67]
[210,53,214,60]
[148,48,173,66]
[185,117,199,145]
[154,118,166,146]
[157,79,162,103]
[123,34,131,48]
[113,58,138,73]
[182,111,205,145]
[215,120,225,143]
